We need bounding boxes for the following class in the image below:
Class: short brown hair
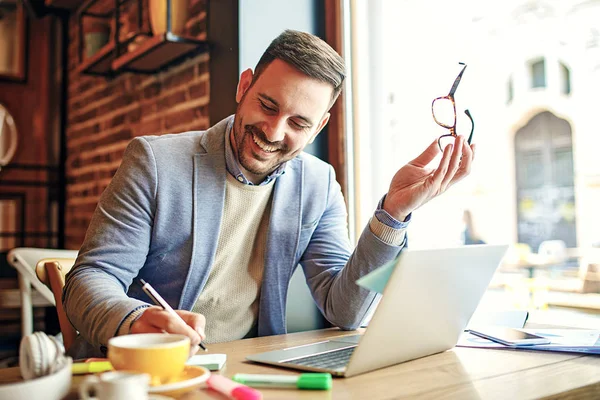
[254,30,346,109]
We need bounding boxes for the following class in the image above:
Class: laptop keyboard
[285,346,356,370]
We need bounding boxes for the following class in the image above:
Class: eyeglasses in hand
[432,62,474,151]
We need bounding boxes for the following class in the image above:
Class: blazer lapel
[258,158,303,335]
[179,120,230,310]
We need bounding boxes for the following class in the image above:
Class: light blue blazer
[63,116,404,355]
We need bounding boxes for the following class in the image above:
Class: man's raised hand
[382,135,475,221]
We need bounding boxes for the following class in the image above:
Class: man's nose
[264,118,286,142]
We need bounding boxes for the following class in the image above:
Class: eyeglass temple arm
[448,63,467,96]
[464,109,474,144]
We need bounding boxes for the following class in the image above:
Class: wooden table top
[2,327,600,399]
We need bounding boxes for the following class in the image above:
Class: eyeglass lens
[432,98,455,128]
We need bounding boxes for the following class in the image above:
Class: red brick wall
[65,0,210,249]
[0,17,54,250]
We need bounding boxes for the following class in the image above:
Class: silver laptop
[247,244,509,377]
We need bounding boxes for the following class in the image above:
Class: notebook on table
[246,244,509,377]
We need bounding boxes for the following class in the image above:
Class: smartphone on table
[467,327,551,346]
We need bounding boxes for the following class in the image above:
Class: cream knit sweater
[192,174,274,343]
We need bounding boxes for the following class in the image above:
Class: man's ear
[236,69,254,103]
[308,112,331,144]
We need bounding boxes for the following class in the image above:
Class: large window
[347,0,600,326]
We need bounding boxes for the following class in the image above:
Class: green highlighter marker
[232,373,332,390]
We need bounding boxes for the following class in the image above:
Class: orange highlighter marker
[207,374,262,400]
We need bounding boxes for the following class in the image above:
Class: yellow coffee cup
[107,333,190,386]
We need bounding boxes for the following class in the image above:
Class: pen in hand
[139,278,208,352]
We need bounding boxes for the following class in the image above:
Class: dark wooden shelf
[45,0,81,10]
[111,32,209,74]
[76,41,116,76]
[76,0,134,17]
[75,0,209,77]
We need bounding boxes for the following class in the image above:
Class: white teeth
[252,133,277,152]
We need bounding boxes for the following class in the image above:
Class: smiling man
[63,30,474,357]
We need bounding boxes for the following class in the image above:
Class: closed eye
[290,119,308,130]
[259,100,277,113]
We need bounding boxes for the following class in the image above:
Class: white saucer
[148,365,210,397]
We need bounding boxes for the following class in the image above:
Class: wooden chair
[548,247,600,294]
[7,248,79,339]
[34,258,77,352]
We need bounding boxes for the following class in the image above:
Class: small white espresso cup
[79,371,150,400]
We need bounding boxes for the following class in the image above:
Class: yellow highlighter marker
[71,361,113,375]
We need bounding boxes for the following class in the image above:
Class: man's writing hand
[130,306,206,355]
[383,135,475,221]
